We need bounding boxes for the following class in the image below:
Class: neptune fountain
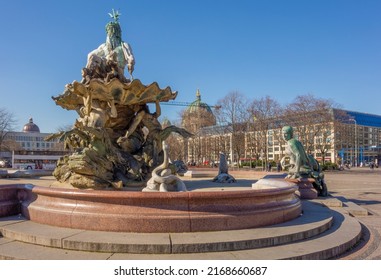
[49,10,191,190]
[0,12,360,261]
[0,11,301,235]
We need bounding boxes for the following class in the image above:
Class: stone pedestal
[286,178,318,199]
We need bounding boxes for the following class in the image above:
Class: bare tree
[248,96,283,164]
[215,91,250,166]
[165,134,186,161]
[56,124,74,132]
[0,108,17,153]
[161,119,187,161]
[284,94,337,160]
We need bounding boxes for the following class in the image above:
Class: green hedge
[240,160,277,168]
[321,162,339,171]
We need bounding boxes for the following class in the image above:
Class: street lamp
[260,150,264,171]
[349,118,357,166]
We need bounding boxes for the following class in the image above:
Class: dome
[186,89,214,114]
[182,89,216,131]
[23,117,40,133]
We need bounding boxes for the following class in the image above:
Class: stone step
[0,237,112,260]
[110,210,361,260]
[0,201,332,254]
[0,206,361,260]
[344,201,369,216]
[314,196,344,208]
[316,195,368,216]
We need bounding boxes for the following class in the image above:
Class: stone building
[181,89,216,134]
[180,89,217,164]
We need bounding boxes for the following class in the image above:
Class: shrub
[321,162,338,171]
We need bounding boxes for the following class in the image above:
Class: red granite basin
[1,182,301,233]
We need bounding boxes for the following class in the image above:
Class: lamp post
[260,150,264,171]
[349,118,357,166]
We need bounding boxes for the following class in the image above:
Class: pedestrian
[277,161,282,172]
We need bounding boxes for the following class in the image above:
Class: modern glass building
[336,109,381,165]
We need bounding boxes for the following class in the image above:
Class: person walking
[277,161,282,172]
[267,162,272,172]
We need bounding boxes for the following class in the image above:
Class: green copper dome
[186,89,213,114]
[182,89,216,130]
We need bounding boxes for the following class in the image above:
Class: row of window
[21,142,55,148]
[265,152,332,158]
[9,135,56,142]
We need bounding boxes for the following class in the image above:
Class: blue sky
[0,0,380,132]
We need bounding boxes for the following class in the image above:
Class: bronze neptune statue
[49,11,191,189]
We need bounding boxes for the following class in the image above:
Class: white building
[184,109,381,167]
[1,118,65,169]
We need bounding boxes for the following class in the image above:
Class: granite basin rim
[2,182,302,233]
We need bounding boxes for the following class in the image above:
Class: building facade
[335,110,381,166]
[0,118,65,169]
[180,89,217,165]
[184,109,381,167]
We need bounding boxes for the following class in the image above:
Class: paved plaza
[0,167,380,259]
[324,167,381,259]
